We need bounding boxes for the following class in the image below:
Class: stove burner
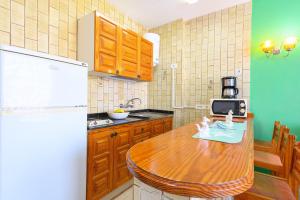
[88,119,114,128]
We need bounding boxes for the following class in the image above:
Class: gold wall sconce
[261,36,298,57]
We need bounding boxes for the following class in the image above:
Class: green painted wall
[251,0,300,140]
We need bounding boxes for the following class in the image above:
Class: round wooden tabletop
[126,118,254,198]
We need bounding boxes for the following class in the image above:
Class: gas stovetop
[87,118,114,129]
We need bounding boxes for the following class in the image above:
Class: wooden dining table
[126,117,254,198]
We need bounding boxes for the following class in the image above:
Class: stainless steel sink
[129,112,168,119]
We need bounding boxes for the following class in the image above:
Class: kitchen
[0,0,299,200]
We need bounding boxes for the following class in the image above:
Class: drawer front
[99,17,117,40]
[122,29,138,49]
[99,36,116,56]
[119,60,138,78]
[164,118,173,132]
[141,39,152,56]
[152,121,164,137]
[122,45,138,63]
[133,135,150,145]
[133,123,151,136]
[96,53,116,74]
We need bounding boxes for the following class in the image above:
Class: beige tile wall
[0,0,148,113]
[149,2,252,127]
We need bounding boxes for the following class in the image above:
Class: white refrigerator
[0,45,88,200]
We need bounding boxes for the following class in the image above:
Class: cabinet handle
[111,132,118,137]
[116,70,119,74]
[110,132,115,138]
[141,128,144,132]
[137,75,141,79]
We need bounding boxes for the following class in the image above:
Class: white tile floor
[113,187,134,200]
[111,178,233,200]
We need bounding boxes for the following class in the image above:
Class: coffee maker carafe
[222,76,239,99]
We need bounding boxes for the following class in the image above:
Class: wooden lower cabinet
[87,128,114,200]
[87,117,173,200]
[113,125,132,188]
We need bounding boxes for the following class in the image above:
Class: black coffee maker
[221,76,239,99]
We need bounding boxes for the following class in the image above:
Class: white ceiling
[108,0,250,28]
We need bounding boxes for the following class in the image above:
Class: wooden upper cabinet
[78,11,153,81]
[118,28,139,78]
[87,128,114,200]
[94,16,118,74]
[139,38,153,81]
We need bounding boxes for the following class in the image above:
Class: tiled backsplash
[88,77,148,113]
[0,0,149,114]
[149,2,252,127]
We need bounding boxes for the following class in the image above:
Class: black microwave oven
[210,99,247,118]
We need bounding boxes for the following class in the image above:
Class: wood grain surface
[126,118,254,198]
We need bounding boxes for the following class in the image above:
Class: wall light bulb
[283,36,298,51]
[261,40,275,54]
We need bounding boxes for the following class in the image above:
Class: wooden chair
[254,128,296,178]
[254,121,282,154]
[289,145,300,199]
[247,112,255,119]
[236,145,300,200]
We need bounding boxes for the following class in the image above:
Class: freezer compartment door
[0,50,87,108]
[0,108,87,200]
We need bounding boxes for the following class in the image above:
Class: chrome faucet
[120,98,142,109]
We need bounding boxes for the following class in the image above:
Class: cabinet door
[113,125,132,188]
[164,117,173,132]
[132,122,151,145]
[87,129,114,200]
[151,119,164,137]
[118,28,138,78]
[139,38,153,81]
[94,16,118,74]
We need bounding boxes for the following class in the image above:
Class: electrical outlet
[235,68,242,77]
[170,63,177,69]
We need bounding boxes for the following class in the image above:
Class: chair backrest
[271,121,283,154]
[279,127,296,178]
[247,112,254,119]
[289,145,300,199]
